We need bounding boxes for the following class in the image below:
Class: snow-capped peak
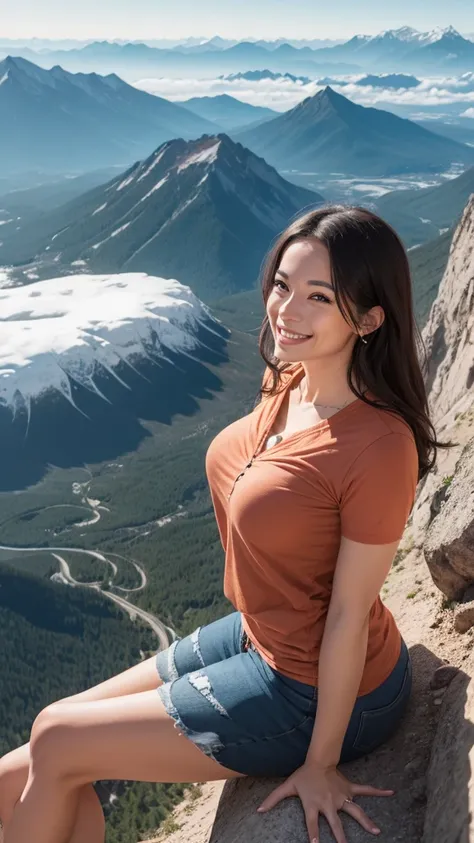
[0,273,215,424]
[419,25,463,44]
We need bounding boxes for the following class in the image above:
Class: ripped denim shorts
[156,611,412,778]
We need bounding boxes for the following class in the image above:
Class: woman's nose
[278,299,304,322]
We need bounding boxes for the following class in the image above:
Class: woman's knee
[30,704,76,778]
[0,744,30,821]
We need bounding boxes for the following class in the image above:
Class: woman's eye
[272,279,287,291]
[311,294,331,304]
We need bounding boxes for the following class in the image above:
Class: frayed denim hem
[157,681,225,761]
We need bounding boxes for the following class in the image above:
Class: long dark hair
[258,204,450,480]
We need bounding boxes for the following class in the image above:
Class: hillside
[176,94,276,131]
[0,134,322,301]
[376,167,474,246]
[237,87,474,176]
[0,56,217,175]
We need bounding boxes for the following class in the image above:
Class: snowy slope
[0,273,217,423]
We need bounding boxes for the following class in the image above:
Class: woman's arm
[306,535,400,768]
[258,536,401,843]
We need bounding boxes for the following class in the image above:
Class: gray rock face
[423,438,474,599]
[423,652,474,843]
[422,195,474,427]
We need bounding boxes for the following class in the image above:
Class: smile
[277,325,312,342]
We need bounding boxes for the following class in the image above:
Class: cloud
[134,72,474,115]
[461,108,474,118]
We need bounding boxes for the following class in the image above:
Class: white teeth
[279,328,309,340]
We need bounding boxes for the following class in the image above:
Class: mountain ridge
[237,86,474,176]
[0,133,322,301]
[0,56,217,175]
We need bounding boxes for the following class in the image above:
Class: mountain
[310,25,474,72]
[3,41,362,80]
[376,166,474,247]
[0,272,231,490]
[222,70,311,84]
[176,94,277,131]
[414,118,474,148]
[237,86,474,176]
[355,73,421,88]
[0,56,217,176]
[1,134,322,301]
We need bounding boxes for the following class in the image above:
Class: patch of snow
[0,273,214,420]
[111,222,131,237]
[116,174,135,191]
[25,271,40,280]
[439,227,450,234]
[0,71,9,86]
[0,219,13,227]
[137,147,168,182]
[71,259,87,267]
[0,268,12,287]
[92,203,107,215]
[420,217,432,224]
[52,227,69,242]
[139,176,168,202]
[177,140,220,173]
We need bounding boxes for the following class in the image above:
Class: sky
[1,0,473,41]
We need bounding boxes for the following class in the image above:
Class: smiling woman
[0,204,451,843]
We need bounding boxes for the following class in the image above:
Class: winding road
[0,477,177,650]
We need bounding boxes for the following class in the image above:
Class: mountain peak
[0,273,213,421]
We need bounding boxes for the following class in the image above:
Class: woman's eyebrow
[275,269,333,291]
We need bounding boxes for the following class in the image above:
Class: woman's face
[266,238,360,365]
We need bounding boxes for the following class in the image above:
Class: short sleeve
[340,433,419,544]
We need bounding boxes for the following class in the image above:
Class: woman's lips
[276,325,312,345]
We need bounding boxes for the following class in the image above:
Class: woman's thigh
[31,690,243,785]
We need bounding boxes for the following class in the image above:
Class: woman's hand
[256,760,394,843]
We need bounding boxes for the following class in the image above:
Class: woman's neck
[298,359,357,408]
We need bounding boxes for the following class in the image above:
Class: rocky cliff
[148,196,474,843]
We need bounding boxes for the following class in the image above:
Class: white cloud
[461,108,474,118]
[134,73,474,115]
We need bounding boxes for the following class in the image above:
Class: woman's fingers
[351,784,394,798]
[302,805,320,843]
[325,809,348,843]
[342,800,380,835]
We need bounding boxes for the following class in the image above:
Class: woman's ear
[360,306,385,336]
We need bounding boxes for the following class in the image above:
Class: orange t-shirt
[205,363,419,696]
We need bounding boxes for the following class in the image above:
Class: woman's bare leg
[5,689,243,843]
[0,653,164,841]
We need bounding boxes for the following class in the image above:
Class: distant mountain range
[0,42,363,80]
[1,134,322,301]
[237,86,474,176]
[175,94,276,131]
[310,26,474,72]
[3,26,474,79]
[0,56,217,175]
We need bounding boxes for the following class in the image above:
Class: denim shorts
[156,611,412,778]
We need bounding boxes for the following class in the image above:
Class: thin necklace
[298,378,351,411]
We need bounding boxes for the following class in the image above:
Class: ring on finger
[343,798,354,805]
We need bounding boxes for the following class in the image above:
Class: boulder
[423,438,474,599]
[423,653,474,843]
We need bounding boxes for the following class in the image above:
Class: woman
[0,205,441,843]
